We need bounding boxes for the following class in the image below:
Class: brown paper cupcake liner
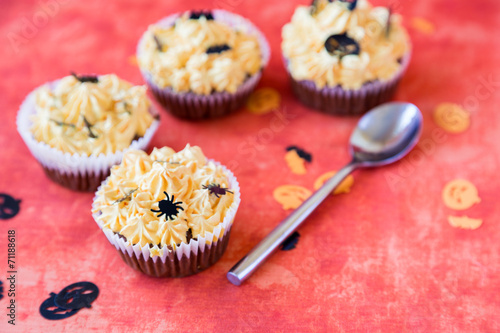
[92,159,241,278]
[144,73,261,119]
[117,229,232,278]
[41,166,109,192]
[286,52,411,116]
[137,9,270,120]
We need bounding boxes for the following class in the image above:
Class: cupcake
[17,73,160,191]
[137,9,270,119]
[91,145,240,278]
[281,0,411,115]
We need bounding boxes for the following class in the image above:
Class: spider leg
[176,205,184,211]
[171,195,175,202]
[227,190,234,194]
[215,193,220,198]
[151,208,161,213]
[163,192,170,201]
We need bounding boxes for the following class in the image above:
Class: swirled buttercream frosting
[282,0,410,89]
[138,11,262,94]
[30,74,155,156]
[93,145,236,253]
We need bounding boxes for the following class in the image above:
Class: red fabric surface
[1,0,499,331]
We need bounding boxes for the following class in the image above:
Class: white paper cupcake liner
[16,79,160,191]
[92,159,241,277]
[137,9,271,119]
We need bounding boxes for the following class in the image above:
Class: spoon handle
[227,161,358,286]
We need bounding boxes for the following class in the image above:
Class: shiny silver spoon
[227,102,423,286]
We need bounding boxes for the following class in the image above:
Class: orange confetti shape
[246,87,281,115]
[273,185,312,210]
[448,215,483,230]
[314,171,354,195]
[285,150,307,175]
[433,103,470,133]
[411,17,435,34]
[442,179,481,210]
[128,55,138,66]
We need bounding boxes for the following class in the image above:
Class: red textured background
[1,0,500,332]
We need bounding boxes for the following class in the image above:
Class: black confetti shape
[40,293,80,320]
[286,146,313,163]
[54,282,99,310]
[311,0,358,14]
[281,232,301,251]
[338,0,357,11]
[189,10,214,20]
[71,72,99,83]
[206,44,231,54]
[324,33,360,58]
[0,194,21,220]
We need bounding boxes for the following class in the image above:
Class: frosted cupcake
[282,0,411,115]
[137,10,270,119]
[92,145,240,277]
[17,73,159,191]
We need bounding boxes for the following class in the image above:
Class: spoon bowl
[228,102,423,286]
[350,102,422,167]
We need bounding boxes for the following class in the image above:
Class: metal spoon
[227,102,423,286]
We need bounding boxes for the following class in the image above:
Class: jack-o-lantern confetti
[314,171,354,195]
[273,185,312,210]
[54,282,99,310]
[128,55,138,66]
[40,281,99,320]
[442,179,481,210]
[246,87,281,115]
[40,293,80,320]
[411,17,435,34]
[448,215,483,230]
[433,103,470,133]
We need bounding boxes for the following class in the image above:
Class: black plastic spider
[151,192,184,220]
[202,183,233,198]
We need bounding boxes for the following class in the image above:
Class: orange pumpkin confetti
[273,185,312,210]
[314,171,354,195]
[442,179,481,210]
[285,150,307,175]
[128,55,138,66]
[411,17,435,34]
[246,87,281,115]
[448,215,483,230]
[433,103,470,133]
